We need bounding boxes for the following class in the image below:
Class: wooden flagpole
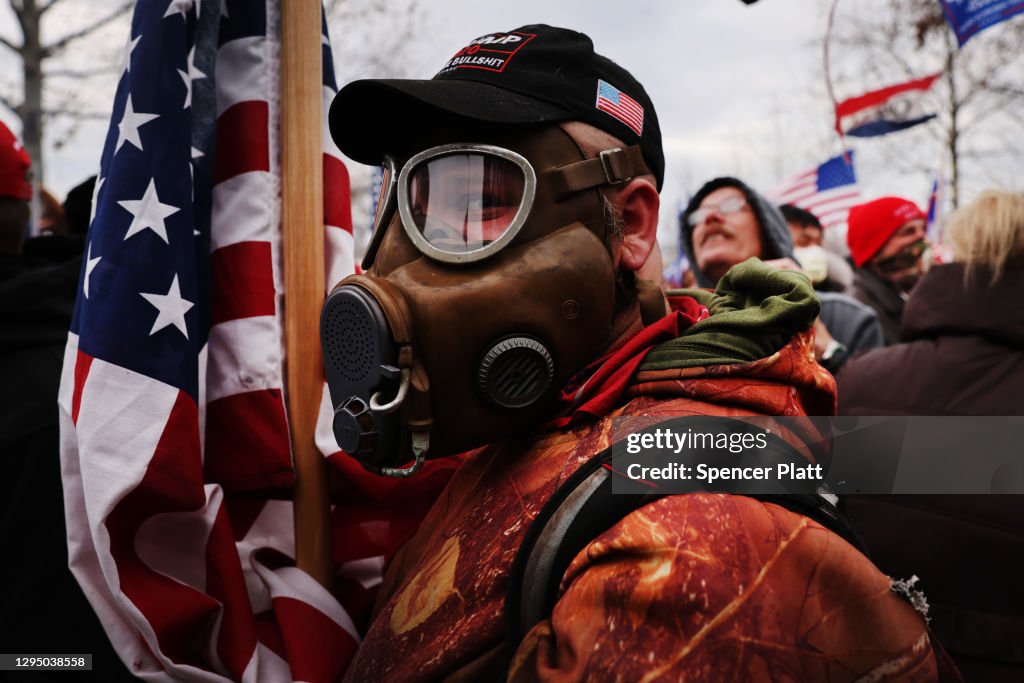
[280,0,331,587]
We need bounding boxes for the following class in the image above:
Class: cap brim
[329,78,574,165]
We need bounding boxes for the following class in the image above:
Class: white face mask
[793,246,829,285]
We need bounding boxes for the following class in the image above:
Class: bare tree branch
[41,108,109,121]
[990,85,1024,98]
[0,92,22,116]
[46,66,118,79]
[11,0,30,40]
[38,0,70,16]
[0,33,22,55]
[43,1,132,57]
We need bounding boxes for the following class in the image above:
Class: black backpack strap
[504,422,866,661]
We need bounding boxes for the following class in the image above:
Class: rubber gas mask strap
[549,145,650,197]
[361,156,399,271]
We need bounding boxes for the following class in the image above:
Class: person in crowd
[838,189,1024,682]
[779,202,853,292]
[23,183,87,266]
[846,196,929,345]
[0,119,32,280]
[679,177,883,375]
[321,23,951,681]
[38,187,69,236]
[0,120,133,680]
[62,175,96,238]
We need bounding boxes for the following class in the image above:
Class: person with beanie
[679,176,883,375]
[0,118,33,280]
[846,196,928,345]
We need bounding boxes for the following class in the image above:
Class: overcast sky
[2,0,1020,256]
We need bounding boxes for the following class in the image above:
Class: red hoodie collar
[547,294,708,429]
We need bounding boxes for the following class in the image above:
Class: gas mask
[320,125,651,476]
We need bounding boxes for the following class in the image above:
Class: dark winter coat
[0,256,136,680]
[838,263,1024,682]
[840,263,1024,414]
[850,266,906,346]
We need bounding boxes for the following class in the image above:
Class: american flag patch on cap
[595,79,644,135]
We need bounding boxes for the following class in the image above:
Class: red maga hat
[0,120,31,201]
[846,196,925,267]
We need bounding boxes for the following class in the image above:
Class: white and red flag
[835,72,942,138]
[54,0,447,679]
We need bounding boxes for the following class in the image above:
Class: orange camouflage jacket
[342,294,954,682]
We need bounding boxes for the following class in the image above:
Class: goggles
[687,195,748,227]
[363,144,538,267]
[360,142,653,270]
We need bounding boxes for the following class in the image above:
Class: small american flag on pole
[766,151,862,232]
[595,79,644,135]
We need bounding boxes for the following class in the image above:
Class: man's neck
[602,298,645,356]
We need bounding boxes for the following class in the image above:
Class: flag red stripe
[206,501,260,678]
[324,154,352,230]
[597,100,643,133]
[210,241,276,324]
[273,596,357,683]
[599,107,643,127]
[817,209,856,223]
[204,389,294,493]
[815,202,858,217]
[612,98,643,116]
[225,497,272,542]
[806,206,857,222]
[72,350,93,425]
[598,99,644,124]
[835,72,942,118]
[775,188,816,204]
[802,191,861,211]
[213,101,270,184]
[255,611,288,662]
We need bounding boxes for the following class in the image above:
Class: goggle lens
[406,153,527,255]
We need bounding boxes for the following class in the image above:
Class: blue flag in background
[941,0,1024,46]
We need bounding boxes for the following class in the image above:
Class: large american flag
[54,0,415,679]
[595,79,644,136]
[766,151,862,232]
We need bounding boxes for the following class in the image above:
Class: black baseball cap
[329,24,664,190]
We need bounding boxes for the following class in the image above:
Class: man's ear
[614,178,660,272]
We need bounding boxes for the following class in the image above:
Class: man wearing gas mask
[846,197,930,345]
[322,25,950,682]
